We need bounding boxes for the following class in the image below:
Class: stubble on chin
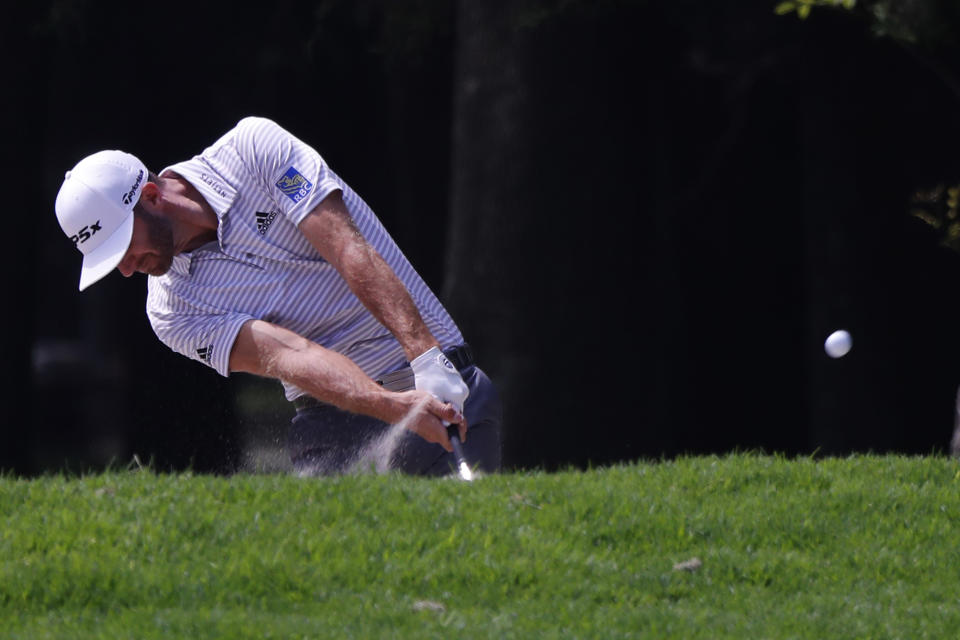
[142,211,175,277]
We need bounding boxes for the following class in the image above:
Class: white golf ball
[824,329,852,358]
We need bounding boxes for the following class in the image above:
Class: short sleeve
[230,117,343,227]
[147,291,255,377]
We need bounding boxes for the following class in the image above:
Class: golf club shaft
[446,423,467,463]
[446,423,471,480]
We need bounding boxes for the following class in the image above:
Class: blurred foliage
[775,0,855,21]
[777,0,960,250]
[910,184,960,252]
[774,0,959,47]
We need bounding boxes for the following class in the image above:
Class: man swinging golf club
[54,116,501,476]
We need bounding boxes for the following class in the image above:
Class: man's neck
[161,171,220,253]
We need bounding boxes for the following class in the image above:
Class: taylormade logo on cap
[55,150,148,291]
[122,169,145,205]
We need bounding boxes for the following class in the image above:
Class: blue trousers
[287,365,502,476]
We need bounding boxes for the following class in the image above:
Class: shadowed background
[4,0,960,474]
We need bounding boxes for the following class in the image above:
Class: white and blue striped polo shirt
[145,117,464,401]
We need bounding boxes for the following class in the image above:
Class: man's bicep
[228,319,312,376]
[297,190,362,266]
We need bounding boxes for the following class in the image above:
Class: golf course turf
[3,453,959,638]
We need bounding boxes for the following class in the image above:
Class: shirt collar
[159,158,238,274]
[159,158,238,220]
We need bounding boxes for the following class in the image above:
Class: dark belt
[293,343,475,410]
[443,343,474,371]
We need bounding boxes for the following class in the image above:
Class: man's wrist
[411,345,443,368]
[406,340,442,364]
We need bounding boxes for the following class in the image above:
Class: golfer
[54,116,502,476]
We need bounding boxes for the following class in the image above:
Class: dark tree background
[4,0,960,474]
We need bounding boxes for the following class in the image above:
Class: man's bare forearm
[228,319,464,446]
[230,320,404,423]
[335,240,439,360]
[298,192,440,361]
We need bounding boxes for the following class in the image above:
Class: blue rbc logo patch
[275,167,313,204]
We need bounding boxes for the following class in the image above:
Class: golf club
[446,423,473,481]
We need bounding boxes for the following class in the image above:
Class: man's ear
[139,181,161,209]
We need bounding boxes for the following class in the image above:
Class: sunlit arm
[228,320,402,421]
[227,320,463,449]
[297,191,440,361]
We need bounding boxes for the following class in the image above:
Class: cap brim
[78,213,135,291]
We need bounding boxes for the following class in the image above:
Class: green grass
[3,454,960,638]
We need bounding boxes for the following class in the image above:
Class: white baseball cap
[55,150,148,291]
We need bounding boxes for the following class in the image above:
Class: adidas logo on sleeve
[196,345,214,363]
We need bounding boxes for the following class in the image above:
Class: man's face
[116,208,175,277]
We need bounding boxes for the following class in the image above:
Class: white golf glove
[410,346,469,414]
